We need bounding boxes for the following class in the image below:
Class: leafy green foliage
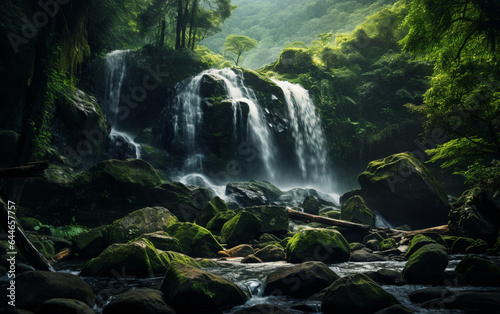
[202,0,398,68]
[402,0,500,195]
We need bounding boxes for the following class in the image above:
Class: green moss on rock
[405,234,439,258]
[378,238,397,251]
[206,210,237,233]
[160,262,247,312]
[220,211,262,246]
[455,254,500,287]
[140,231,184,253]
[72,225,109,258]
[340,195,376,228]
[402,243,448,285]
[286,228,350,263]
[322,273,400,314]
[160,251,200,268]
[166,222,223,257]
[80,239,165,277]
[195,196,229,227]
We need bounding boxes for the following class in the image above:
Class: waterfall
[104,50,141,159]
[273,80,333,188]
[169,68,276,178]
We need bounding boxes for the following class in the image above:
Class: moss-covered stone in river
[166,222,223,257]
[340,195,376,228]
[404,234,439,258]
[402,243,448,285]
[80,239,165,277]
[27,234,55,258]
[160,262,246,313]
[286,228,350,263]
[378,238,397,251]
[254,244,286,262]
[140,231,184,253]
[455,254,500,287]
[206,210,237,233]
[322,273,400,314]
[72,225,109,258]
[220,211,262,246]
[195,196,230,227]
[107,206,178,244]
[247,205,289,234]
[159,250,200,268]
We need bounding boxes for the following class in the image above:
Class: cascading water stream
[170,68,277,179]
[104,50,141,159]
[273,79,333,189]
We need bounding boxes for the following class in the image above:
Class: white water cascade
[273,79,333,189]
[171,68,277,179]
[104,50,141,159]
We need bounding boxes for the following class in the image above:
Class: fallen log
[376,225,450,242]
[0,160,49,178]
[51,248,72,263]
[286,207,371,231]
[1,197,55,272]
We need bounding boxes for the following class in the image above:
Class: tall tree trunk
[181,0,190,48]
[160,19,166,47]
[187,0,198,49]
[175,0,183,49]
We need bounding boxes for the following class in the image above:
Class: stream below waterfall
[46,255,500,314]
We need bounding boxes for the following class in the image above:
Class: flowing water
[104,50,141,159]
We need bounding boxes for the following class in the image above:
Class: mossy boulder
[404,234,440,258]
[72,225,108,258]
[195,196,229,227]
[321,273,400,314]
[274,48,315,74]
[80,239,165,277]
[358,152,450,228]
[465,239,488,254]
[402,243,448,285]
[226,181,282,207]
[26,234,55,258]
[166,222,223,257]
[160,262,247,312]
[75,158,162,188]
[140,231,184,253]
[225,244,254,257]
[159,250,200,268]
[451,237,475,254]
[448,188,500,243]
[321,210,341,219]
[302,195,320,215]
[220,211,262,246]
[247,205,289,234]
[264,261,339,298]
[285,228,350,264]
[363,232,388,243]
[36,298,94,314]
[340,195,376,228]
[378,238,397,251]
[103,288,175,314]
[107,206,178,244]
[255,245,286,262]
[455,254,500,287]
[15,271,95,312]
[206,210,237,233]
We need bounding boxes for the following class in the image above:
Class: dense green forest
[202,0,398,68]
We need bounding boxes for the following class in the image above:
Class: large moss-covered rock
[107,206,177,244]
[141,231,184,253]
[166,222,223,257]
[15,271,95,311]
[160,262,247,312]
[80,239,165,277]
[286,228,350,263]
[402,243,448,285]
[264,261,339,298]
[255,245,286,262]
[448,188,500,243]
[22,159,213,226]
[302,195,320,215]
[26,234,55,258]
[321,273,400,314]
[225,244,255,257]
[220,211,262,246]
[72,226,108,258]
[358,152,450,228]
[195,196,229,227]
[103,288,175,314]
[206,210,237,233]
[159,250,200,268]
[455,254,500,287]
[340,195,376,228]
[36,298,95,314]
[246,205,289,234]
[404,234,440,258]
[226,181,283,207]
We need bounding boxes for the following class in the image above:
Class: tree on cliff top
[223,35,258,66]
